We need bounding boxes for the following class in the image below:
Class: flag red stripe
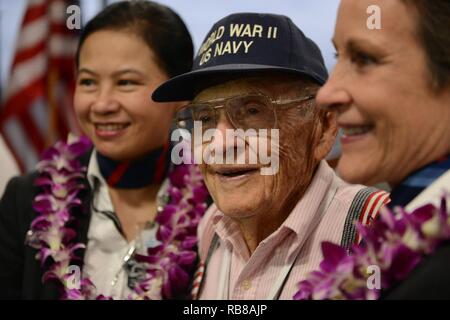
[2,0,80,173]
[12,41,47,68]
[0,77,46,124]
[22,3,47,25]
[49,23,75,34]
[19,111,45,154]
[48,58,77,72]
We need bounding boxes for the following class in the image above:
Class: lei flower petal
[27,136,208,300]
[294,196,450,300]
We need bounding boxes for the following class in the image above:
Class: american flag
[0,0,81,173]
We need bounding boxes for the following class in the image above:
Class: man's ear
[314,111,338,161]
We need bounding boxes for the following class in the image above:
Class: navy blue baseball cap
[152,13,328,102]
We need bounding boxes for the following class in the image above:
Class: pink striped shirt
[196,160,389,300]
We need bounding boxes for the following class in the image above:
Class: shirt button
[241,280,252,291]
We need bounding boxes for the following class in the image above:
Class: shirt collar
[87,150,107,189]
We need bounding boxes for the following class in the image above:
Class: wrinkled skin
[193,75,337,252]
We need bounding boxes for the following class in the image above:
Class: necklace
[26,135,209,300]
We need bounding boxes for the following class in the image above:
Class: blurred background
[0,0,340,195]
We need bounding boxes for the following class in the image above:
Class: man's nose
[215,109,249,158]
[215,109,235,133]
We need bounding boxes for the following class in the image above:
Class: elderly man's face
[192,76,334,221]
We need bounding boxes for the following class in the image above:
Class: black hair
[75,0,194,78]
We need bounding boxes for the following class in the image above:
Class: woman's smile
[94,122,131,139]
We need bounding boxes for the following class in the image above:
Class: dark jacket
[382,160,450,300]
[383,241,450,300]
[0,151,92,299]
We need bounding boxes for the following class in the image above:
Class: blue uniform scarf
[389,155,450,208]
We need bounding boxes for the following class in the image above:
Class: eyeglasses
[175,93,316,133]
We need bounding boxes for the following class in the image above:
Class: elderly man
[153,13,389,300]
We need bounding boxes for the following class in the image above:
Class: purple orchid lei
[294,195,450,300]
[27,135,208,300]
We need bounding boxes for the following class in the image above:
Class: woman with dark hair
[295,0,450,299]
[0,1,208,300]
